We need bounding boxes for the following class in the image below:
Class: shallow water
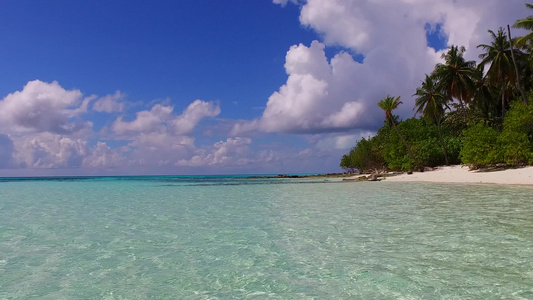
[1,177,532,299]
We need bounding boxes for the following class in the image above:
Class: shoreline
[364,165,533,185]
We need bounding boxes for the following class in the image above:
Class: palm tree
[512,3,533,105]
[413,75,450,165]
[512,3,533,47]
[471,66,499,124]
[432,45,477,121]
[377,96,422,171]
[506,25,528,105]
[477,28,523,117]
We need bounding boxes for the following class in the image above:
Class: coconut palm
[512,3,533,105]
[477,28,524,117]
[513,3,533,47]
[471,66,499,124]
[413,75,450,165]
[432,45,477,121]
[377,96,422,171]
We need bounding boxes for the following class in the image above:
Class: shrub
[340,137,386,173]
[460,123,502,167]
[499,131,532,165]
[384,118,447,170]
[498,101,533,165]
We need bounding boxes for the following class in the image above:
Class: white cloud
[83,142,125,168]
[273,0,300,6]
[314,131,375,151]
[12,133,89,168]
[10,133,127,169]
[112,100,220,136]
[112,104,173,135]
[246,0,527,135]
[123,133,196,167]
[0,134,15,168]
[176,137,252,167]
[0,80,227,173]
[171,100,221,135]
[1,1,526,175]
[0,80,92,134]
[233,40,430,134]
[93,91,125,113]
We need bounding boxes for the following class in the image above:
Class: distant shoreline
[246,173,350,179]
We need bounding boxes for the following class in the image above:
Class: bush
[340,137,386,173]
[499,131,532,165]
[499,101,533,165]
[460,123,502,167]
[443,135,463,165]
[384,118,448,170]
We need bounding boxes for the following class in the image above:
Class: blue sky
[0,0,527,176]
[0,1,311,115]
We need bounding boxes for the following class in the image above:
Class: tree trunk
[455,97,468,124]
[391,120,423,172]
[451,84,468,124]
[436,119,450,165]
[501,84,506,120]
[507,24,528,105]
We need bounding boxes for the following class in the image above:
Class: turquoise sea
[1,176,533,299]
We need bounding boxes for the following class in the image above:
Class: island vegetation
[341,3,533,174]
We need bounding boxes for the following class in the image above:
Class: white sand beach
[382,165,533,185]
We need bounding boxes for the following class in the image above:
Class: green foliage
[443,103,469,134]
[340,6,533,171]
[432,45,476,108]
[340,136,386,173]
[460,123,502,166]
[443,135,463,165]
[499,130,532,165]
[499,100,533,164]
[413,74,448,122]
[384,118,449,170]
[458,100,533,167]
[340,117,464,172]
[340,154,355,173]
[503,100,533,133]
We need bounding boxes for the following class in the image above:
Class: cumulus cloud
[93,91,125,113]
[272,0,299,6]
[0,80,224,172]
[176,137,252,167]
[83,142,125,168]
[102,100,221,170]
[112,100,220,136]
[314,131,375,151]
[122,133,196,168]
[112,104,174,135]
[1,1,526,175]
[12,133,89,168]
[8,133,126,169]
[0,134,15,168]
[233,40,432,134]
[0,80,92,134]
[236,0,526,135]
[171,100,221,135]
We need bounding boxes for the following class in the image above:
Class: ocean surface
[1,176,532,299]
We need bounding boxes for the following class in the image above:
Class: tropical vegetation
[341,3,533,173]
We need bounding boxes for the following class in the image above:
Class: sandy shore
[378,165,533,185]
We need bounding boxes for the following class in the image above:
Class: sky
[0,0,529,176]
